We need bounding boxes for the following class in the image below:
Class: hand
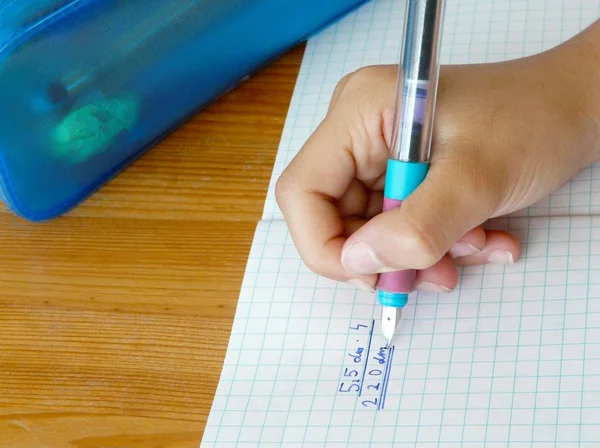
[275,23,600,293]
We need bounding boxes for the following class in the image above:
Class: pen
[378,0,445,347]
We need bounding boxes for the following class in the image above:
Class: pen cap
[390,0,445,163]
[0,0,367,221]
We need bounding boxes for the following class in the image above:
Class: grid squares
[203,1,600,447]
[204,214,600,446]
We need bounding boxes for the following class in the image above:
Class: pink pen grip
[375,197,416,293]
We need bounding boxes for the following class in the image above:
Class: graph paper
[202,1,600,446]
[203,215,600,446]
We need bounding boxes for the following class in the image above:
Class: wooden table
[0,45,304,447]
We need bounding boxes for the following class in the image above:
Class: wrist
[553,20,600,167]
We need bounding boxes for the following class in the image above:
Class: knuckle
[334,72,353,92]
[274,171,294,206]
[344,66,384,95]
[331,66,389,102]
[330,71,358,105]
[351,65,386,83]
[296,243,334,279]
[302,256,324,277]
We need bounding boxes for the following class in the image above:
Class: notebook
[202,1,600,446]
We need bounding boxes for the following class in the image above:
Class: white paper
[202,1,600,446]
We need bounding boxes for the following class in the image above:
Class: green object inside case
[0,0,368,221]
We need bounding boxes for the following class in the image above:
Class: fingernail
[341,242,388,274]
[488,250,514,265]
[416,282,452,293]
[449,242,480,259]
[348,278,376,293]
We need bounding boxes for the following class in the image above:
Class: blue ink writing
[362,398,378,408]
[348,347,364,363]
[339,382,360,393]
[357,320,375,396]
[377,346,395,410]
[372,346,387,365]
[344,367,358,377]
[338,319,396,409]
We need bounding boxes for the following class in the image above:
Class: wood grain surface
[0,44,305,447]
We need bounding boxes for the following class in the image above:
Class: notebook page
[262,0,600,222]
[202,215,600,447]
[201,1,600,446]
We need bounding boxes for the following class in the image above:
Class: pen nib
[381,306,402,347]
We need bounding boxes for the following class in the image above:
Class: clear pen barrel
[390,0,444,163]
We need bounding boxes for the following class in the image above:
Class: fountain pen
[378,0,446,347]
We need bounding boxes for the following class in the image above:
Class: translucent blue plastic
[0,0,367,221]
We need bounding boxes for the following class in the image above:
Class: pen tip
[381,306,402,347]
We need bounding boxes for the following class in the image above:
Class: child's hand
[275,23,600,293]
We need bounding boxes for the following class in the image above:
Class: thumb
[340,156,503,274]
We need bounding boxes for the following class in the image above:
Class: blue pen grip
[383,158,429,202]
[376,159,429,308]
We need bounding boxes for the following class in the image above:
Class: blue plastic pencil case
[0,0,367,221]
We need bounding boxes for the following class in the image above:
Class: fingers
[414,254,458,292]
[448,226,486,258]
[341,220,519,293]
[452,229,520,266]
[336,179,368,218]
[276,120,365,283]
[278,63,521,294]
[276,67,397,286]
[415,227,521,293]
[336,180,383,219]
[341,153,504,274]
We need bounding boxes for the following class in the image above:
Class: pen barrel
[390,0,445,163]
[376,159,429,307]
